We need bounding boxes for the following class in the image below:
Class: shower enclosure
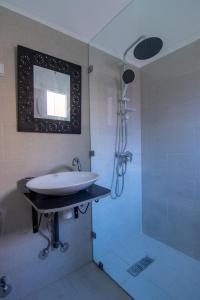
[89,1,200,299]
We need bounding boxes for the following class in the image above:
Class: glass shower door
[89,1,200,300]
[89,42,142,287]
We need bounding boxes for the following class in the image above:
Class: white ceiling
[91,0,200,67]
[0,0,132,42]
[1,0,200,67]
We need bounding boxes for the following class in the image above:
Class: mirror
[33,66,70,121]
[17,45,81,134]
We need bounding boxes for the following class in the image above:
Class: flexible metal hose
[111,66,128,198]
[111,44,139,198]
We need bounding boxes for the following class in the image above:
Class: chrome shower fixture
[111,35,163,198]
[111,37,144,198]
[123,35,146,63]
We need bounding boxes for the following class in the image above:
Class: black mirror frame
[17,45,81,134]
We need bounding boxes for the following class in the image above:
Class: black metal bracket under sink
[26,184,110,249]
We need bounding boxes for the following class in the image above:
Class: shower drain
[127,256,154,277]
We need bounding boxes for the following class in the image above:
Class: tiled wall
[141,39,200,260]
[89,47,142,261]
[0,7,91,299]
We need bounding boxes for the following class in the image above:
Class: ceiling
[1,0,200,68]
[0,0,132,42]
[91,0,200,67]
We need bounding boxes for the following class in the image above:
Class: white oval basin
[26,171,99,196]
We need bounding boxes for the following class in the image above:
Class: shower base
[93,233,200,300]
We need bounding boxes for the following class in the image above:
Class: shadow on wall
[0,189,32,237]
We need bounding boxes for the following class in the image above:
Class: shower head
[122,69,135,84]
[122,69,135,98]
[134,37,163,60]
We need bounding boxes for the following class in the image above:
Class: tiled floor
[21,262,132,300]
[94,233,200,300]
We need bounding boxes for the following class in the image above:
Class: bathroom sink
[26,171,99,196]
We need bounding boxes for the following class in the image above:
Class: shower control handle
[116,151,133,163]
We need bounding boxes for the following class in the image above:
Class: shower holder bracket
[98,262,104,271]
[91,231,97,239]
[89,150,95,157]
[88,65,93,73]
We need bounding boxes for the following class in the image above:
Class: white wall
[141,39,200,260]
[0,7,91,299]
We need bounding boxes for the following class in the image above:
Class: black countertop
[24,184,110,213]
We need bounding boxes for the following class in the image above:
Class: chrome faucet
[72,157,82,171]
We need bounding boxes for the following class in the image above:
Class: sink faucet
[72,157,82,171]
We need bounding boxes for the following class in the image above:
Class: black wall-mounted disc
[122,69,135,84]
[134,37,163,60]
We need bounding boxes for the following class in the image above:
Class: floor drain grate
[127,256,154,277]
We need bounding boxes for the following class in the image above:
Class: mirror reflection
[33,66,70,121]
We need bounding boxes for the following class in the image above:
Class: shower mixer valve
[116,151,133,163]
